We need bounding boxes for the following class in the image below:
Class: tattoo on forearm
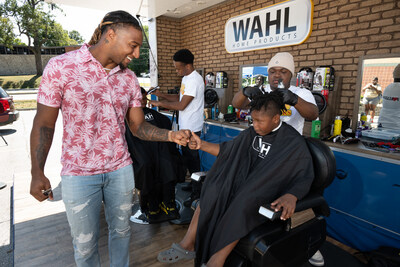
[36,127,54,170]
[135,122,169,141]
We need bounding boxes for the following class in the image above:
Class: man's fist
[170,129,190,146]
[277,88,298,106]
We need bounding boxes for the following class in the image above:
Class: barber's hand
[170,129,190,146]
[277,88,298,106]
[30,174,53,201]
[149,100,161,107]
[243,86,262,100]
[189,131,201,150]
[270,193,297,220]
[148,86,161,96]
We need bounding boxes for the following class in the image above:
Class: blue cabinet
[324,149,400,251]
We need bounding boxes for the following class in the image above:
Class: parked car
[0,86,19,126]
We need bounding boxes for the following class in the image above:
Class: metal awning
[45,0,228,19]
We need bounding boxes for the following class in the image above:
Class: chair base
[226,216,326,267]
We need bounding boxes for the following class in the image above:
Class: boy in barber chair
[158,93,314,267]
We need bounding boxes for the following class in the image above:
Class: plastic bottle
[311,118,321,139]
[333,116,342,136]
[227,105,234,114]
[360,112,367,127]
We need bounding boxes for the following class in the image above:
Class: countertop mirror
[352,54,400,131]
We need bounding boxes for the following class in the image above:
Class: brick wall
[156,0,400,118]
[156,16,182,91]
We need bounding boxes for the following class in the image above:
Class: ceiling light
[173,10,182,14]
[196,0,206,4]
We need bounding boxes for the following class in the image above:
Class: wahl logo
[225,0,313,53]
[252,136,272,159]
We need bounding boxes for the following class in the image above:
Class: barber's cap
[268,52,295,76]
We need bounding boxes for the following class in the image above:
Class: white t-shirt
[265,85,316,134]
[179,70,205,132]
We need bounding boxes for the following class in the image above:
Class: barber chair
[191,137,336,267]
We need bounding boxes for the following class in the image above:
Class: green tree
[128,25,150,77]
[0,0,79,75]
[0,16,18,47]
[44,22,71,46]
[69,30,84,45]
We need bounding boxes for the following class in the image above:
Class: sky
[7,3,109,44]
[53,4,106,43]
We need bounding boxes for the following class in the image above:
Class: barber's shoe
[308,250,324,266]
[147,209,168,224]
[160,201,180,220]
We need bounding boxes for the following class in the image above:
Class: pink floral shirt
[38,44,142,176]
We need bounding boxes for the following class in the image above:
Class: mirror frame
[352,53,400,131]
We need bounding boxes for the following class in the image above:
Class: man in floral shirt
[29,10,189,267]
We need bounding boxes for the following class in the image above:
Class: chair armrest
[295,193,330,217]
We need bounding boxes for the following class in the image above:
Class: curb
[6,89,38,95]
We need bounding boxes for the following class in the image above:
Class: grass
[14,100,37,110]
[0,75,42,89]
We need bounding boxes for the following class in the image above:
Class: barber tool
[278,79,285,89]
[147,86,159,94]
[259,204,282,220]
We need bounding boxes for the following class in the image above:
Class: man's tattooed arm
[131,121,171,142]
[35,126,55,171]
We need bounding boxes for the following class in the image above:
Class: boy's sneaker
[309,250,324,266]
[160,201,180,220]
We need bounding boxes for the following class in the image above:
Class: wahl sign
[225,0,313,53]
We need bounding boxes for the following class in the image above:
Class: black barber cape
[125,108,185,195]
[195,122,314,266]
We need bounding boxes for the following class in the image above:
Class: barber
[232,52,318,134]
[149,49,205,206]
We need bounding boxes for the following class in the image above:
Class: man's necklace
[104,67,112,71]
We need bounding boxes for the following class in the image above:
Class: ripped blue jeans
[62,164,134,267]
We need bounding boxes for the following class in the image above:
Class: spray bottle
[333,116,342,136]
[311,117,321,139]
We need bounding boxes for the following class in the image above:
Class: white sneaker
[130,210,149,225]
[309,250,324,266]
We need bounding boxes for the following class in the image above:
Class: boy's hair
[250,92,286,116]
[173,49,194,64]
[140,87,147,95]
[89,10,142,45]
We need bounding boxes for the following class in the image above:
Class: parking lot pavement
[0,110,63,266]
